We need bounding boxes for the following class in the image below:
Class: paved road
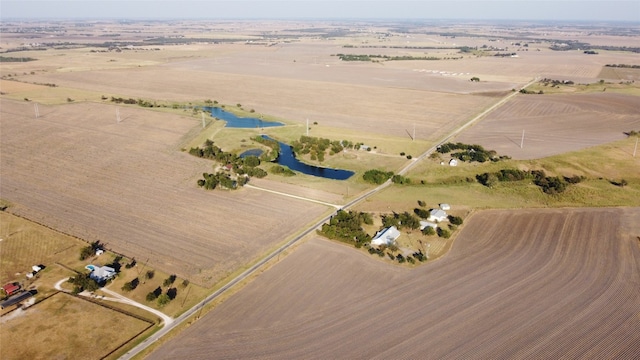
[119,78,537,360]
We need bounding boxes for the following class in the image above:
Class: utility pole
[634,137,638,157]
[34,103,39,118]
[413,124,416,141]
[520,129,525,149]
[116,107,121,123]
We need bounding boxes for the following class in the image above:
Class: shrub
[437,227,451,239]
[163,274,177,287]
[145,270,155,280]
[157,294,171,306]
[448,215,463,226]
[363,169,394,184]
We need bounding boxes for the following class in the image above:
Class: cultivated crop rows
[0,99,328,287]
[150,208,640,359]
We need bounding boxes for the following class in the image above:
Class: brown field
[0,98,329,287]
[0,292,151,360]
[149,207,640,359]
[453,92,640,160]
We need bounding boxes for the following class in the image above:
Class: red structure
[2,283,21,296]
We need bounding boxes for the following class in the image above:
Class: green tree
[157,294,171,306]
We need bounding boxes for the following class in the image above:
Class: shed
[0,291,34,309]
[371,226,401,246]
[439,203,451,211]
[449,159,458,167]
[32,265,42,273]
[2,283,21,296]
[428,209,448,222]
[420,221,438,231]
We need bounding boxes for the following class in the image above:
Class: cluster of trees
[519,88,544,95]
[382,212,421,231]
[79,241,102,261]
[197,172,238,190]
[250,136,280,162]
[144,275,180,307]
[190,140,268,190]
[290,136,348,162]
[68,273,100,294]
[363,169,394,184]
[540,78,574,86]
[494,52,517,57]
[0,56,37,62]
[437,142,509,163]
[335,54,443,62]
[606,64,640,69]
[391,174,411,185]
[318,210,373,248]
[270,165,296,176]
[476,168,582,194]
[626,130,640,137]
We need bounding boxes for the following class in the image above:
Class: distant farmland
[150,207,640,359]
[454,92,640,160]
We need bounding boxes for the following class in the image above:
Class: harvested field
[453,92,640,160]
[0,98,329,287]
[150,207,640,359]
[0,292,151,360]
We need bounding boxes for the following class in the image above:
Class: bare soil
[0,99,328,287]
[453,92,640,159]
[149,207,640,359]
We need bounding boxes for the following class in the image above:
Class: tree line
[476,168,583,194]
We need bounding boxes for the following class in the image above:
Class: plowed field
[0,99,328,286]
[150,207,640,359]
[454,92,640,159]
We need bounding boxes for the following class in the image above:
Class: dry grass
[0,292,151,360]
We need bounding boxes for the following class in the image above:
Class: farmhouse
[371,226,401,246]
[420,221,438,231]
[87,265,117,282]
[428,209,448,222]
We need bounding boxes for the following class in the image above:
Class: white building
[428,209,448,222]
[371,226,401,246]
[449,159,458,167]
[88,266,116,282]
[439,203,451,211]
[420,221,438,231]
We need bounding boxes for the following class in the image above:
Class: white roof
[420,221,438,230]
[439,203,451,210]
[428,209,448,222]
[371,226,401,246]
[90,266,116,281]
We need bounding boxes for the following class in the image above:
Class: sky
[1,1,639,22]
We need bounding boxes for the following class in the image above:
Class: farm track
[150,207,640,359]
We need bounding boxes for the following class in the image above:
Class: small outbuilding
[439,203,451,211]
[2,283,21,297]
[420,221,438,231]
[449,159,458,167]
[428,209,448,223]
[371,226,401,247]
[32,265,42,273]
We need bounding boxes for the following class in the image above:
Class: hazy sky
[2,1,639,22]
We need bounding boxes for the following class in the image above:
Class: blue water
[239,149,264,158]
[262,135,354,180]
[85,265,96,271]
[204,107,284,128]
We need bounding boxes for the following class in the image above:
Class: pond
[239,149,264,158]
[262,135,354,180]
[204,107,284,128]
